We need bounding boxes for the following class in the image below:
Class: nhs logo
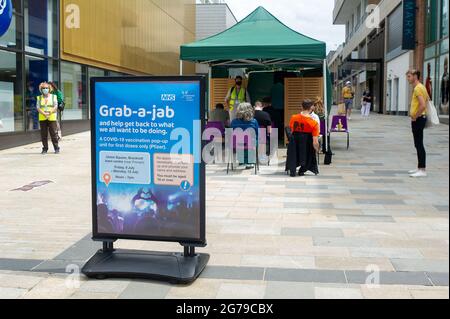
[161,94,176,102]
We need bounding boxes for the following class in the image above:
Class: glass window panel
[441,0,449,38]
[438,54,449,115]
[61,62,88,120]
[0,13,22,50]
[0,50,23,133]
[12,0,22,13]
[24,0,58,57]
[25,55,58,131]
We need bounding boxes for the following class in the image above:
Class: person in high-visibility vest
[225,76,251,121]
[36,82,60,154]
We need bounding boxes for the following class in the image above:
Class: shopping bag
[425,100,440,128]
[337,103,346,115]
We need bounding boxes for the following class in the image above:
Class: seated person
[289,99,320,154]
[209,103,230,127]
[254,100,272,159]
[286,100,321,177]
[231,103,259,169]
[254,101,272,132]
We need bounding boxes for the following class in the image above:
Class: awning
[180,6,326,67]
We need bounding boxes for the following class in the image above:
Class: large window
[0,50,23,133]
[24,0,58,57]
[441,0,449,38]
[61,62,88,120]
[387,5,403,54]
[25,55,58,130]
[0,0,23,50]
[426,0,439,44]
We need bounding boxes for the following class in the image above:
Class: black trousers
[40,120,59,151]
[412,116,427,169]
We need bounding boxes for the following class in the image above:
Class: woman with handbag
[406,69,429,178]
[49,82,65,141]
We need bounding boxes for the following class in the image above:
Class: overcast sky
[222,0,345,53]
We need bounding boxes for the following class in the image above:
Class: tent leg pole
[208,65,212,118]
[323,59,329,153]
[180,60,183,76]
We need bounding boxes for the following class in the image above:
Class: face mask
[236,81,242,86]
[42,88,49,95]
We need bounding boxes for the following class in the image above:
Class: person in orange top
[289,99,320,153]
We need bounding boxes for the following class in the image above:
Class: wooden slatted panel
[284,77,324,126]
[284,77,324,142]
[210,79,248,112]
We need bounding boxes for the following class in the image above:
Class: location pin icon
[103,172,112,187]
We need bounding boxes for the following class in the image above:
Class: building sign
[91,76,206,245]
[0,0,13,37]
[402,0,416,50]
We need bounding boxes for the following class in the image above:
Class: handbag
[425,100,440,128]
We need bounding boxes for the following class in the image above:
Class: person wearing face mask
[225,76,251,121]
[37,82,60,154]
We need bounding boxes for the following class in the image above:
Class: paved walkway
[0,112,448,299]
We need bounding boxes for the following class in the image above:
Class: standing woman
[49,82,65,140]
[361,88,372,119]
[37,82,60,154]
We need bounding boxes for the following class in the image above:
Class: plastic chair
[259,125,271,166]
[227,129,259,175]
[329,115,350,150]
[205,121,225,143]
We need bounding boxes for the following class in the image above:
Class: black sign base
[82,248,210,285]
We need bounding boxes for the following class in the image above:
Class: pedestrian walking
[406,69,428,178]
[342,81,354,120]
[37,82,60,155]
[361,88,372,119]
[49,82,65,140]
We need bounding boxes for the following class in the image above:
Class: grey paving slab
[285,185,329,190]
[350,163,384,167]
[355,199,405,206]
[307,176,343,180]
[434,205,449,212]
[264,282,315,299]
[350,189,397,195]
[264,268,347,284]
[200,266,264,281]
[391,259,450,273]
[363,179,405,184]
[337,215,396,223]
[281,228,344,237]
[345,271,432,286]
[284,202,334,209]
[426,272,449,286]
[0,258,44,272]
[32,260,85,274]
[53,234,100,262]
[313,237,378,248]
[119,281,171,299]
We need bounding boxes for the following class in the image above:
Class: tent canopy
[180,6,326,67]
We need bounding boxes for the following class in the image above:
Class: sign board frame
[89,76,207,247]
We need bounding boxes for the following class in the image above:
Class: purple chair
[227,129,259,175]
[329,115,350,150]
[205,121,225,143]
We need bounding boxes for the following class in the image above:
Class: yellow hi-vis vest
[37,94,57,122]
[229,86,247,111]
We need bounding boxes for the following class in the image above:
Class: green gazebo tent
[180,6,333,147]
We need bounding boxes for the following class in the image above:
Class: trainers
[410,170,427,178]
[408,169,419,174]
[55,149,60,154]
[41,150,48,155]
